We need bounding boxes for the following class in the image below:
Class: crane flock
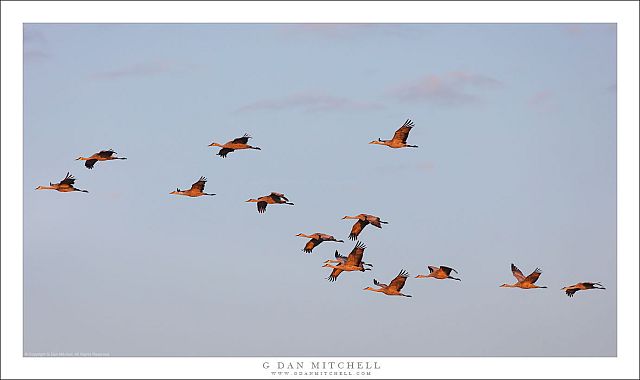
[36,119,606,299]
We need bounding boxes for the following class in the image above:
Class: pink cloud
[390,71,501,105]
[237,91,384,113]
[564,25,584,35]
[529,90,553,106]
[92,60,176,79]
[279,24,407,39]
[528,90,558,112]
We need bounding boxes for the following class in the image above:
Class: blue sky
[23,23,616,356]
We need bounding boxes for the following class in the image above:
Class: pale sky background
[23,23,616,356]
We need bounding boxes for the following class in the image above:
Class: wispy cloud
[279,24,420,41]
[92,60,176,80]
[528,90,557,112]
[237,91,384,113]
[390,71,502,106]
[284,23,375,36]
[24,28,50,63]
[372,161,435,175]
[24,28,47,44]
[24,50,51,63]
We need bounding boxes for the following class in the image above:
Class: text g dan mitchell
[263,361,380,370]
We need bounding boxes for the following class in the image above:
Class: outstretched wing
[270,192,289,202]
[368,217,383,228]
[257,201,268,213]
[391,119,414,144]
[231,134,251,144]
[349,220,368,240]
[334,250,348,263]
[524,268,543,284]
[303,239,321,253]
[317,233,333,241]
[511,264,526,282]
[440,266,458,275]
[389,270,410,291]
[59,172,76,186]
[97,149,116,158]
[84,159,98,169]
[583,282,605,289]
[345,241,366,266]
[427,266,438,273]
[327,267,343,282]
[564,287,578,297]
[189,176,207,192]
[373,279,388,288]
[218,148,234,158]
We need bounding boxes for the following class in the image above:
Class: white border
[2,1,638,379]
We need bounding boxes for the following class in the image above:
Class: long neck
[37,185,57,190]
[343,215,359,220]
[323,264,341,270]
[209,142,223,148]
[298,234,313,239]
